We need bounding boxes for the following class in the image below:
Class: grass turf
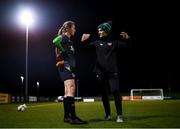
[0,100,180,128]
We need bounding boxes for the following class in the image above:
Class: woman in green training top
[53,21,87,124]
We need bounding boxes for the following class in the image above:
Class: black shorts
[58,64,75,82]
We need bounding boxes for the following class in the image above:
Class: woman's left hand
[120,32,129,39]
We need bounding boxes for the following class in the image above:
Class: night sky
[0,0,175,97]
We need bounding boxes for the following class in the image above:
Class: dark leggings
[97,72,122,116]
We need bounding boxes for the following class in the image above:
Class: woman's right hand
[56,60,65,67]
[81,33,91,42]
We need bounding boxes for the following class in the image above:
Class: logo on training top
[70,46,74,52]
[100,43,103,46]
[72,73,75,78]
[65,66,71,71]
[107,42,112,46]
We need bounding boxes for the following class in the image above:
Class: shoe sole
[116,120,123,123]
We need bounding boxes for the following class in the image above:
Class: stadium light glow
[19,9,34,26]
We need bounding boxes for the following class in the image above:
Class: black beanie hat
[97,21,112,33]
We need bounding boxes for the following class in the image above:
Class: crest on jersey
[70,46,74,52]
[72,73,75,78]
[107,42,112,46]
[65,66,71,71]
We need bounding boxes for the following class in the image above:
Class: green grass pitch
[0,100,180,128]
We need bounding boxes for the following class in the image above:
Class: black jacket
[89,37,128,73]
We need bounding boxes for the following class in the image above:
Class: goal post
[130,89,164,100]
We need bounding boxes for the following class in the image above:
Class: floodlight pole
[20,76,24,102]
[25,24,29,102]
[36,82,39,102]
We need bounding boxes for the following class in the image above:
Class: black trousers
[96,72,122,116]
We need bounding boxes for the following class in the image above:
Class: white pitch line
[27,103,59,108]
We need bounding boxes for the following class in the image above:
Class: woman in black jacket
[81,21,129,123]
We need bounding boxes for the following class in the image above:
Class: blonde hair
[58,21,75,35]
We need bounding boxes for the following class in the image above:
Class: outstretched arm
[81,33,91,42]
[115,31,131,48]
[120,32,129,40]
[81,33,98,47]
